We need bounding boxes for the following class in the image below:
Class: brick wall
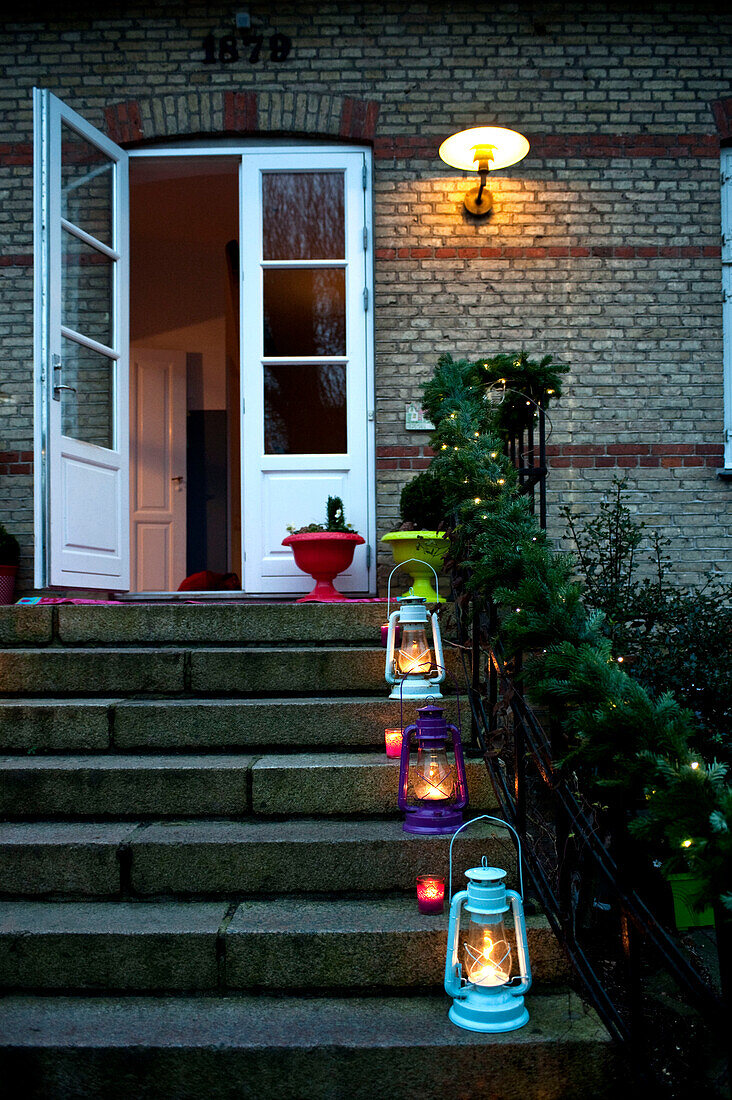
[1,0,730,592]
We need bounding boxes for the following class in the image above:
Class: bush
[399,469,447,529]
[0,523,20,566]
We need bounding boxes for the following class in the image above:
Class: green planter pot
[381,530,447,602]
[668,872,715,930]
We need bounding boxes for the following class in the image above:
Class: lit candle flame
[396,643,432,676]
[466,931,512,987]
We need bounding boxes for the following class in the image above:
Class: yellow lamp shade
[438,126,530,173]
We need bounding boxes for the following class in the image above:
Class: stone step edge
[0,900,569,992]
[0,990,611,1048]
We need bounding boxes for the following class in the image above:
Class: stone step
[0,696,461,753]
[0,900,569,993]
[250,752,496,815]
[0,819,517,899]
[0,751,492,819]
[0,993,617,1099]
[0,755,254,819]
[0,646,409,697]
[0,603,391,648]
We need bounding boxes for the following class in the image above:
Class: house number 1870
[203,31,292,64]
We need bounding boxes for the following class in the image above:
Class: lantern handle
[386,558,440,616]
[429,663,462,745]
[448,814,524,903]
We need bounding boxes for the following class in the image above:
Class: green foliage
[421,350,569,436]
[0,523,20,566]
[631,756,731,909]
[399,469,446,529]
[326,496,352,532]
[287,496,355,535]
[562,477,732,765]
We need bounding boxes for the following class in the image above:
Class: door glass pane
[61,121,113,246]
[263,269,345,356]
[60,337,114,449]
[62,228,113,348]
[264,363,346,454]
[262,172,344,260]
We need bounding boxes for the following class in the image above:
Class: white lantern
[385,593,445,700]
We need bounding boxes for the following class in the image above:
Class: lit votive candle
[384,727,404,758]
[416,875,445,914]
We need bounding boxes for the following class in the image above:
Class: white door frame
[128,142,376,595]
[239,149,373,594]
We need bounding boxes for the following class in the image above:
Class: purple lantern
[398,704,468,834]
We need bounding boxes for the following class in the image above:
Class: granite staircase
[0,603,617,1098]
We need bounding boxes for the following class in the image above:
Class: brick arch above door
[104,91,380,145]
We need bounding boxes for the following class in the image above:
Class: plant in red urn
[282,496,365,603]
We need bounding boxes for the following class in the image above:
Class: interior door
[240,151,374,594]
[33,89,130,590]
[129,349,187,591]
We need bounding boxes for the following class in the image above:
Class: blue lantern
[444,816,532,1033]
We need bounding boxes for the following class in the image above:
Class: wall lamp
[438,126,530,216]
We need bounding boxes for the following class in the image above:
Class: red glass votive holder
[384,727,404,758]
[416,875,445,914]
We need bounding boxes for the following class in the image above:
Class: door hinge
[363,287,369,311]
[242,397,246,415]
[366,544,372,568]
[722,171,732,186]
[363,226,368,250]
[362,162,367,190]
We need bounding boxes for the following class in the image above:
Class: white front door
[239,151,374,595]
[130,349,187,591]
[33,89,130,590]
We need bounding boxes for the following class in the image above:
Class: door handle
[171,476,184,483]
[51,356,76,401]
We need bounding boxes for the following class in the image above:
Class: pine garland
[416,349,731,914]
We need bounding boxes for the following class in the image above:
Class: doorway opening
[129,156,240,593]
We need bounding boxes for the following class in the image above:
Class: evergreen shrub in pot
[381,468,448,602]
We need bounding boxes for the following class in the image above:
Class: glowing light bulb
[474,497,482,504]
[498,478,505,485]
[682,839,693,849]
[690,761,699,770]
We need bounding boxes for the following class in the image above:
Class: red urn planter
[282,531,365,602]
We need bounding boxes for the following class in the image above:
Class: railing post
[538,406,547,531]
[487,599,498,733]
[470,596,481,750]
